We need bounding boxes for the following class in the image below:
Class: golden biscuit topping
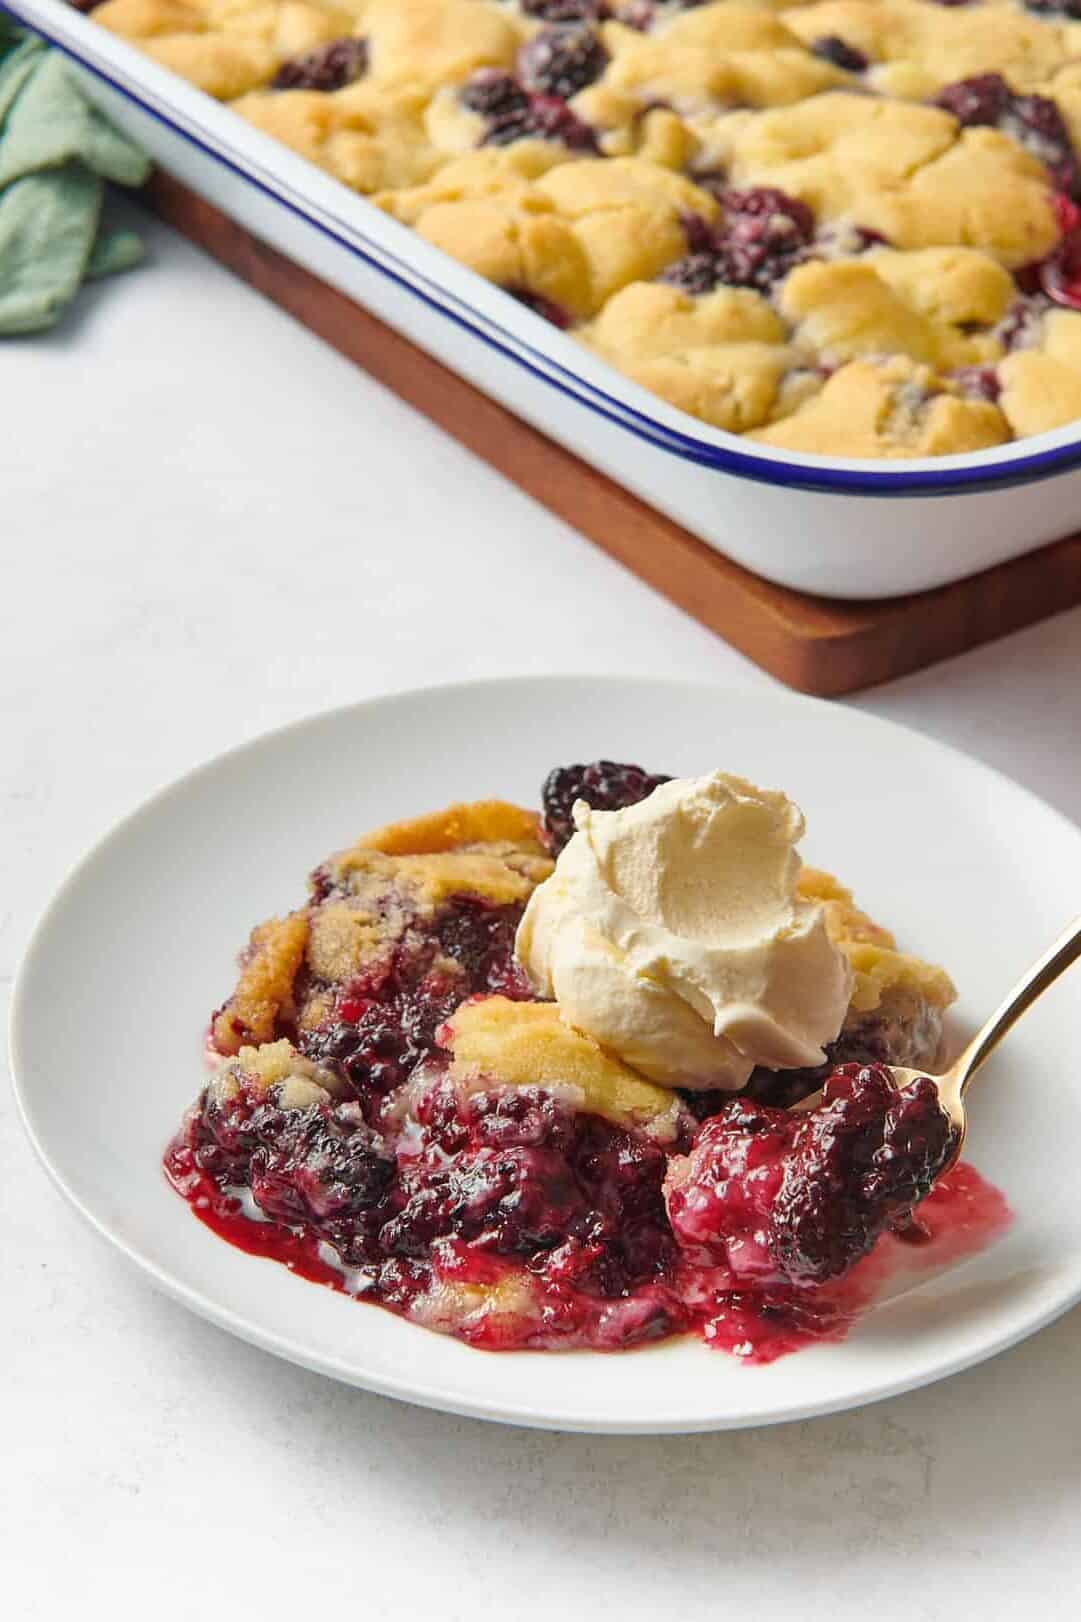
[799,867,957,1015]
[704,94,1058,264]
[783,0,1078,100]
[344,796,545,856]
[750,355,1009,457]
[998,305,1081,431]
[444,996,689,1137]
[212,910,309,1054]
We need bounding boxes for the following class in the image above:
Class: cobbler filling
[517,0,707,18]
[671,202,888,293]
[168,1051,688,1351]
[540,758,673,854]
[1024,195,1081,310]
[660,188,818,295]
[517,23,609,100]
[166,760,1010,1362]
[298,898,531,1111]
[809,36,868,75]
[995,292,1053,350]
[660,189,886,300]
[666,1066,959,1285]
[521,0,602,17]
[949,366,1003,403]
[1024,0,1081,17]
[507,287,573,327]
[934,74,1081,199]
[610,0,659,27]
[461,67,598,151]
[271,37,369,93]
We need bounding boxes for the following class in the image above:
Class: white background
[5,210,1081,1618]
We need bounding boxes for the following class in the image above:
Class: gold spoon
[794,914,1081,1165]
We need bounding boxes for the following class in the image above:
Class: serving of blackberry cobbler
[166,762,1009,1363]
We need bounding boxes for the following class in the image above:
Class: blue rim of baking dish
[13,0,1081,498]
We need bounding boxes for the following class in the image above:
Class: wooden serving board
[147,172,1081,696]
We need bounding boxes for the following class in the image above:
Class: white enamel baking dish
[15,0,1081,599]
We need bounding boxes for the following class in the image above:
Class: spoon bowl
[795,913,1081,1165]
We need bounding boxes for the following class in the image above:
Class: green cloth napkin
[0,18,151,334]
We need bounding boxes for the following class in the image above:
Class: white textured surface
[5,213,1081,1618]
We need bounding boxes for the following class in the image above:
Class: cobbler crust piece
[998,302,1081,430]
[378,151,721,317]
[211,910,309,1054]
[84,0,1081,457]
[343,796,546,854]
[444,995,690,1137]
[799,864,955,1072]
[747,355,1010,457]
[167,770,1002,1364]
[211,797,551,1056]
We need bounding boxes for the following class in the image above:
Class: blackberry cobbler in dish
[165,762,1009,1362]
[79,0,1081,456]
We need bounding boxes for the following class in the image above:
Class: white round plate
[11,676,1081,1432]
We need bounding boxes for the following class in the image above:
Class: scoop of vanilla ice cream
[515,771,853,1091]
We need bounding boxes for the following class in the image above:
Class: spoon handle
[952,913,1081,1094]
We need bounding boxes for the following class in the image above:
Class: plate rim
[10,672,1081,1433]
